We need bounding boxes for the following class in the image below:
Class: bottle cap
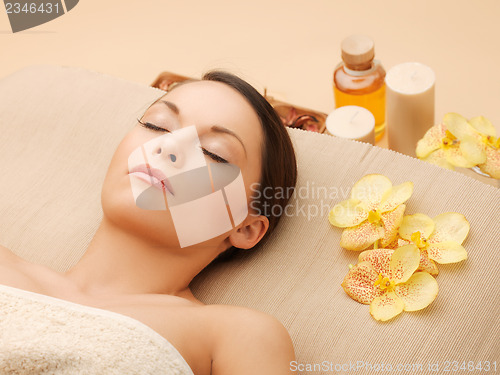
[341,35,375,69]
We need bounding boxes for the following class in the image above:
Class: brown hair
[201,71,297,260]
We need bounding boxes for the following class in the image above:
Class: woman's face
[101,80,264,252]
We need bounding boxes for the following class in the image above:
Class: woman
[0,71,297,374]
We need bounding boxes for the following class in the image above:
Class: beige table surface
[1,0,499,182]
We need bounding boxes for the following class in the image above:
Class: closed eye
[138,119,228,163]
[201,148,228,163]
[138,118,169,133]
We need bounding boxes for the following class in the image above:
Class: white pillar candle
[386,62,435,157]
[326,105,375,145]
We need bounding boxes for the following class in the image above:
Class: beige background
[1,0,500,132]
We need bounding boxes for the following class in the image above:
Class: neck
[65,217,216,298]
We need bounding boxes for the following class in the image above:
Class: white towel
[0,284,194,375]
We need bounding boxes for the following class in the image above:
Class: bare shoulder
[204,304,295,375]
[205,304,291,340]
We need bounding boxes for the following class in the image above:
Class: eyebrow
[160,100,180,115]
[160,100,247,157]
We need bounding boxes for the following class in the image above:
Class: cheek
[104,127,155,186]
[101,133,136,203]
[243,157,263,203]
[113,130,146,169]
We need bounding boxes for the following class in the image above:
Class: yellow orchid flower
[398,213,469,275]
[328,174,413,251]
[416,113,486,170]
[417,113,499,178]
[341,245,439,321]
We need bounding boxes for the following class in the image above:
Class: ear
[228,214,269,250]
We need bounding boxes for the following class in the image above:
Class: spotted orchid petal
[328,199,368,228]
[340,220,385,251]
[422,149,455,170]
[379,204,406,248]
[428,212,470,245]
[341,261,382,304]
[468,116,497,137]
[427,241,467,264]
[399,213,435,241]
[350,174,392,211]
[417,248,439,276]
[379,182,413,213]
[389,244,420,284]
[358,249,393,275]
[369,291,405,321]
[384,238,401,249]
[479,145,500,179]
[416,123,446,158]
[394,272,438,311]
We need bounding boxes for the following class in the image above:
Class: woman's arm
[210,306,296,375]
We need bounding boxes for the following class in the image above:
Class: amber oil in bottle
[333,35,386,141]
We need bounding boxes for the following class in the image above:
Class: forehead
[161,80,260,128]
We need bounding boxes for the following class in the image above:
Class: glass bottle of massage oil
[333,35,386,141]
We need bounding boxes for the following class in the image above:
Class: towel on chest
[0,284,194,375]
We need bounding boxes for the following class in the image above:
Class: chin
[101,175,180,247]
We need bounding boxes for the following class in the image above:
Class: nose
[151,134,185,169]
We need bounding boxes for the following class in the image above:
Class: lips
[128,164,174,195]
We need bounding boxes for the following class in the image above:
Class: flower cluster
[416,113,499,179]
[328,174,469,321]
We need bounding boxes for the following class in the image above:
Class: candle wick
[411,71,417,80]
[350,111,359,123]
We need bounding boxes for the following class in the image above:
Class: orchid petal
[384,238,401,249]
[379,181,413,213]
[444,146,478,168]
[340,221,385,251]
[398,213,435,241]
[417,248,439,276]
[416,123,446,158]
[379,204,406,248]
[328,199,368,228]
[479,145,500,179]
[350,174,392,211]
[369,291,404,321]
[427,241,467,264]
[358,249,393,275]
[397,238,411,247]
[429,212,470,245]
[444,113,477,139]
[395,272,439,311]
[469,116,496,137]
[341,261,382,304]
[459,136,487,165]
[422,149,455,170]
[389,244,420,284]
